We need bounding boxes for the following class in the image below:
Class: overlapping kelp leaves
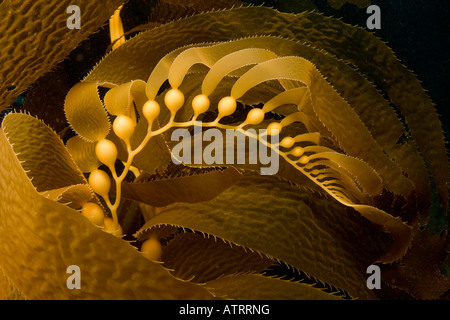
[0,0,125,112]
[0,4,448,299]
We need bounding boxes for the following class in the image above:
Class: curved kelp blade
[0,0,124,111]
[205,273,344,300]
[41,184,97,210]
[66,135,100,173]
[121,167,242,207]
[160,231,274,283]
[0,127,213,299]
[137,174,391,299]
[2,112,86,192]
[64,82,112,142]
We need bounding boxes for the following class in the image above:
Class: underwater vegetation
[0,0,449,300]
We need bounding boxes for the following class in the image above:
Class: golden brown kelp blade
[121,167,242,207]
[206,273,346,300]
[160,231,274,283]
[2,112,86,192]
[66,135,100,173]
[64,82,113,142]
[0,0,124,111]
[150,0,244,24]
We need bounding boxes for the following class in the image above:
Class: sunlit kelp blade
[2,112,86,192]
[0,0,125,111]
[0,122,213,299]
[66,135,100,173]
[64,82,112,142]
[206,273,343,300]
[121,167,242,207]
[160,231,274,283]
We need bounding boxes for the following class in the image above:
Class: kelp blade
[0,0,125,111]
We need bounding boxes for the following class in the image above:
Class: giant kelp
[0,3,448,300]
